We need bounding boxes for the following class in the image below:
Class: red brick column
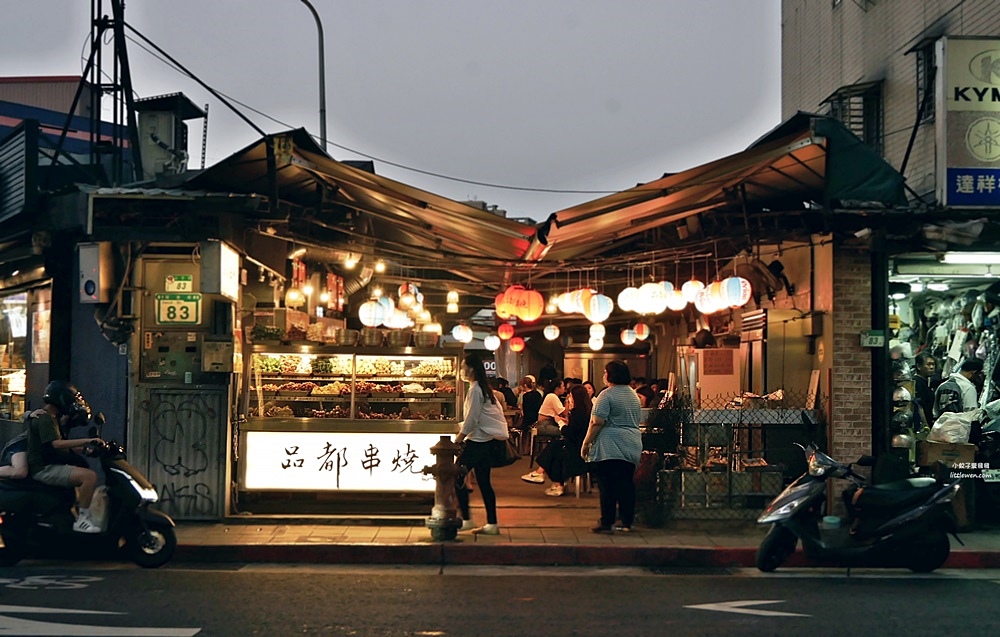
[831,246,875,463]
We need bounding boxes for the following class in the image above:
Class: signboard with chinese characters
[241,431,440,492]
[937,37,1000,207]
[165,274,194,293]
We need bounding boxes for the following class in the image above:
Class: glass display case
[239,344,463,493]
[0,368,25,421]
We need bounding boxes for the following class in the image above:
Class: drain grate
[648,567,733,576]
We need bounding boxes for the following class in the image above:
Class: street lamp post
[300,0,327,150]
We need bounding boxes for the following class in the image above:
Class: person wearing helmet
[25,380,103,533]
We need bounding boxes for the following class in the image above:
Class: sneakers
[460,519,476,532]
[544,485,564,497]
[472,523,500,535]
[521,472,545,484]
[613,525,632,533]
[72,510,102,534]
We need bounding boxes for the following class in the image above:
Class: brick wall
[831,245,874,463]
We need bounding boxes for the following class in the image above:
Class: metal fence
[637,391,828,523]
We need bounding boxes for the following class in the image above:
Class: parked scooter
[0,414,176,568]
[755,443,962,573]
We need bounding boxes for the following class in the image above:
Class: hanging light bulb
[374,260,386,273]
[446,290,459,304]
[588,336,604,351]
[484,334,501,351]
[302,282,314,297]
[543,324,560,341]
[284,287,305,309]
[589,323,606,339]
[446,302,459,314]
[344,254,358,269]
[319,289,330,304]
[620,329,637,345]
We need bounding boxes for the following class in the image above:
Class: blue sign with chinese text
[946,167,1000,206]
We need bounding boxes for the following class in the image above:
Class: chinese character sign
[243,431,439,492]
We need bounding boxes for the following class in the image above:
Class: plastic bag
[929,410,980,443]
[89,485,110,529]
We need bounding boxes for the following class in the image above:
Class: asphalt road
[0,562,996,636]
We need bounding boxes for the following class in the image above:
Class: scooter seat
[852,477,939,511]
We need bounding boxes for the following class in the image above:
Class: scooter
[755,443,962,573]
[0,414,177,568]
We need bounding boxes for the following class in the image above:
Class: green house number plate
[155,293,202,324]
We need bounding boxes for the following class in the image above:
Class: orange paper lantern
[497,323,516,340]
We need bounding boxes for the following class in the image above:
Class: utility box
[78,241,112,304]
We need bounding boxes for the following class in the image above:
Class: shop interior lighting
[374,260,386,273]
[302,283,314,297]
[940,252,1000,264]
[319,289,330,303]
[344,254,359,269]
[288,247,307,260]
[927,282,950,292]
[888,282,911,300]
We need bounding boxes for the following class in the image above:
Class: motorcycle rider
[0,432,27,479]
[25,381,103,533]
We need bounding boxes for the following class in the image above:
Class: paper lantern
[634,322,650,341]
[666,289,687,311]
[495,292,512,319]
[509,336,526,352]
[451,323,473,343]
[557,292,576,314]
[423,322,442,334]
[588,336,604,351]
[707,280,727,309]
[447,290,459,304]
[681,279,705,303]
[446,302,459,314]
[584,294,614,323]
[359,300,387,327]
[543,324,561,341]
[637,282,669,315]
[499,285,545,322]
[589,323,606,339]
[384,308,411,329]
[694,288,717,315]
[497,323,515,340]
[617,287,639,312]
[377,296,395,314]
[721,275,753,308]
[484,334,501,351]
[620,329,637,345]
[658,280,675,296]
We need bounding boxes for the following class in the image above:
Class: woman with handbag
[454,353,509,536]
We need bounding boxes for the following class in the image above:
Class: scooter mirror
[856,455,876,467]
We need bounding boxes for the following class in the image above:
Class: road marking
[684,600,811,617]
[0,576,103,590]
[0,605,201,636]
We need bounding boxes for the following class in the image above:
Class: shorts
[32,464,76,487]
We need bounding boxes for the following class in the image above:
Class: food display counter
[239,344,463,493]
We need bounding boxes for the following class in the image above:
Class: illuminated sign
[242,431,442,492]
[155,293,202,324]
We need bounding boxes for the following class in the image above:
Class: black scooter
[755,443,962,573]
[0,415,177,568]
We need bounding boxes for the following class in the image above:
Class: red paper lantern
[509,336,526,352]
[497,323,515,340]
[501,285,545,322]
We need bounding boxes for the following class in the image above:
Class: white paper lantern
[721,275,753,308]
[584,294,614,323]
[359,300,387,327]
[588,336,604,351]
[451,324,473,343]
[666,289,688,311]
[637,282,669,315]
[694,288,717,315]
[620,329,637,345]
[617,287,639,312]
[543,324,561,341]
[484,334,501,351]
[589,323,606,339]
[681,279,705,303]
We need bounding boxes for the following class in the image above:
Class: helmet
[42,380,91,426]
[892,387,912,403]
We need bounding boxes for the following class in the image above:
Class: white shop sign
[243,431,442,492]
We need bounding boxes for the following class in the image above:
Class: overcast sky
[3,1,781,221]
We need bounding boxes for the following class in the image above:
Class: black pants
[456,442,498,525]
[591,459,636,528]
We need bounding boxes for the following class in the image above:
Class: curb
[175,543,1000,569]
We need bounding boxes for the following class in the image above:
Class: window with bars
[822,81,884,156]
[915,42,936,124]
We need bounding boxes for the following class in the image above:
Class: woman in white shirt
[454,353,509,535]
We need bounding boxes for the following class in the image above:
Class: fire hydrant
[422,435,464,541]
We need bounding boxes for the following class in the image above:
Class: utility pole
[300,0,328,151]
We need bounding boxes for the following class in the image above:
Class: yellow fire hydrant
[422,435,463,541]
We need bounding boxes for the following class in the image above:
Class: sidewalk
[174,459,1000,569]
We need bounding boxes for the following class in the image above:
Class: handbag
[493,437,522,468]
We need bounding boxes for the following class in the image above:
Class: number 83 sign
[155,293,202,325]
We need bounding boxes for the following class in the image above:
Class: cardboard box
[916,440,977,468]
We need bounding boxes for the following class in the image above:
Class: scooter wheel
[0,545,23,567]
[907,532,950,573]
[128,523,177,569]
[756,524,797,572]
